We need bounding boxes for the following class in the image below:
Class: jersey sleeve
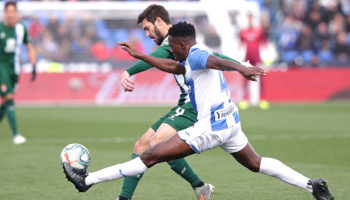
[212,52,241,64]
[187,49,211,71]
[126,45,172,76]
[23,24,30,44]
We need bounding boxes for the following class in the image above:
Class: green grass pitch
[0,103,349,200]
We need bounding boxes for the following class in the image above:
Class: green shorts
[0,63,18,97]
[151,102,197,132]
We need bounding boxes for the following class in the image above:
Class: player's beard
[154,25,164,45]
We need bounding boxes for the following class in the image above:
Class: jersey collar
[160,35,169,46]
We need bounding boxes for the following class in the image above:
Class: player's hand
[31,64,36,82]
[121,71,135,92]
[118,42,142,59]
[239,62,266,81]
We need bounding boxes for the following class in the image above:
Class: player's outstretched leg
[62,162,91,192]
[232,142,334,200]
[64,134,195,195]
[119,124,214,200]
[309,178,334,200]
[118,152,144,200]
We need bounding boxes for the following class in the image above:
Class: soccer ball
[60,143,90,170]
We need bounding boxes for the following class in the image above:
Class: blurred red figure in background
[239,13,267,107]
[240,12,266,66]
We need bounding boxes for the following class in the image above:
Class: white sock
[259,157,312,192]
[85,157,148,186]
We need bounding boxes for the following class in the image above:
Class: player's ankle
[118,196,130,200]
[194,181,204,188]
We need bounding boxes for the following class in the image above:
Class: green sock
[119,152,144,199]
[167,158,202,188]
[5,99,18,136]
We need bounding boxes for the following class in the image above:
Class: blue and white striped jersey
[181,44,240,131]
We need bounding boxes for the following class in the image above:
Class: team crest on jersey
[1,83,7,92]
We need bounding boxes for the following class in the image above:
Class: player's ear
[155,17,163,26]
[179,40,186,49]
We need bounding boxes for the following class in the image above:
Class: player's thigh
[135,111,171,153]
[134,128,155,154]
[163,103,197,131]
[141,134,195,167]
[0,67,13,99]
[150,103,197,147]
[149,123,177,147]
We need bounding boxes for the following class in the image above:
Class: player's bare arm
[118,42,185,75]
[26,43,37,81]
[206,55,266,81]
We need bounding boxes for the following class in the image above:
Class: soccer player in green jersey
[0,1,37,145]
[119,4,238,200]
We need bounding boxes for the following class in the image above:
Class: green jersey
[127,36,191,106]
[126,36,241,106]
[0,22,30,75]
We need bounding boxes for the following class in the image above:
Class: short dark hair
[5,1,17,10]
[168,21,196,39]
[137,4,171,25]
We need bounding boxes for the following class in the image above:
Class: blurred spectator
[17,0,350,67]
[333,32,350,62]
[37,30,59,60]
[274,0,350,66]
[46,15,60,41]
[28,18,44,41]
[329,13,346,36]
[318,40,334,65]
[297,25,314,52]
[297,25,316,65]
[314,22,331,50]
[90,40,110,61]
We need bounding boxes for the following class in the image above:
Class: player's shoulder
[159,44,171,51]
[188,44,212,58]
[186,44,212,70]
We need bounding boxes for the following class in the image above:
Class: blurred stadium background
[1,1,350,200]
[0,0,349,105]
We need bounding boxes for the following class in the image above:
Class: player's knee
[149,137,158,148]
[133,138,149,154]
[140,148,161,167]
[247,156,261,173]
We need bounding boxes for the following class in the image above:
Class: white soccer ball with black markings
[60,143,90,170]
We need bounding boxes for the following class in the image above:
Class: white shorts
[178,121,248,154]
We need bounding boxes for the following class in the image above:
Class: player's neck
[162,25,172,38]
[5,21,15,28]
